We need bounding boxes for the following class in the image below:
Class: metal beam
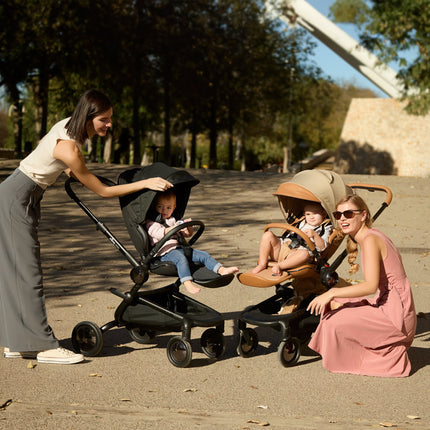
[280,0,405,98]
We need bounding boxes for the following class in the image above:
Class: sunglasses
[332,209,364,220]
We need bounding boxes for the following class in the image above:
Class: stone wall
[335,98,430,177]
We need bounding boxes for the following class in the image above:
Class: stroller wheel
[200,328,226,359]
[71,321,104,357]
[128,327,156,344]
[237,328,259,358]
[278,337,301,367]
[166,336,192,368]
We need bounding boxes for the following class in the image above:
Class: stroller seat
[135,222,234,288]
[238,170,349,291]
[119,164,234,289]
[238,223,344,289]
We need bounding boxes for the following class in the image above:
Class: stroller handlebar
[146,220,205,262]
[64,175,141,269]
[348,183,393,208]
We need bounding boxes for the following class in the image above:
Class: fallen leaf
[0,399,12,411]
[89,373,102,377]
[120,398,132,402]
[354,401,365,405]
[378,423,396,427]
[257,405,268,409]
[250,385,258,390]
[27,361,36,369]
[406,415,420,420]
[246,420,270,426]
[183,388,197,392]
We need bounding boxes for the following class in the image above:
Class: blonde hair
[336,194,372,274]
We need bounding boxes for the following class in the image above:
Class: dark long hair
[336,194,372,274]
[65,89,112,144]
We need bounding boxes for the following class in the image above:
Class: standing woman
[307,194,416,377]
[0,89,172,364]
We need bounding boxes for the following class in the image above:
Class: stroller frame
[237,181,393,367]
[66,164,233,368]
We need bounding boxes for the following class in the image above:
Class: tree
[330,0,430,114]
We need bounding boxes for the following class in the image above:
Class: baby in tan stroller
[238,169,350,297]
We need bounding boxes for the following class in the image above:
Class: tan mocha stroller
[236,169,392,366]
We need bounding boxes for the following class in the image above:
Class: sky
[301,0,388,97]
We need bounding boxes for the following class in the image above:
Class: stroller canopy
[118,163,200,257]
[119,162,200,224]
[274,170,353,224]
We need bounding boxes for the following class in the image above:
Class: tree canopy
[1,0,374,170]
[331,0,429,114]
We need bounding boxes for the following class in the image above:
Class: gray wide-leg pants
[0,169,59,351]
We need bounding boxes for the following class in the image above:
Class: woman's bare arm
[54,140,172,198]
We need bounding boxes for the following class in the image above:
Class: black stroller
[236,170,392,367]
[67,163,234,367]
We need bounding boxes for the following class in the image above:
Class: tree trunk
[163,80,171,165]
[132,90,141,165]
[227,105,234,169]
[190,111,197,169]
[35,60,49,140]
[209,100,217,169]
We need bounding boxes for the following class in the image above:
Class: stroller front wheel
[128,326,156,344]
[71,321,104,357]
[200,328,226,359]
[166,336,192,368]
[278,337,301,367]
[237,327,259,358]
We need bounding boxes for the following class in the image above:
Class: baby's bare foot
[271,264,282,276]
[251,264,266,274]
[184,280,200,294]
[218,266,239,275]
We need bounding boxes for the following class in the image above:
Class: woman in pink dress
[307,194,416,377]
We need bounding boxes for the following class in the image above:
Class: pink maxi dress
[309,228,416,377]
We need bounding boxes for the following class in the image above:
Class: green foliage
[331,0,430,114]
[0,0,376,168]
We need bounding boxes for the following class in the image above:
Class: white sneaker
[37,347,84,364]
[3,347,38,359]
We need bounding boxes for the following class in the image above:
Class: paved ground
[0,161,429,429]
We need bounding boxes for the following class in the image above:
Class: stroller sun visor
[273,170,353,224]
[119,162,200,225]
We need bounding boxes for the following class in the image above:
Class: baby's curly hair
[336,194,373,274]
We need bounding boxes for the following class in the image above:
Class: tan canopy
[273,170,353,224]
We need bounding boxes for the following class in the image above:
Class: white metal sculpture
[280,0,405,98]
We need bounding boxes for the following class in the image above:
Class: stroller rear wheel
[71,321,104,357]
[200,328,225,359]
[128,327,156,344]
[278,337,301,367]
[237,327,259,358]
[166,336,192,368]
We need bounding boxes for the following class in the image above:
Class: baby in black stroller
[68,162,236,367]
[145,189,239,294]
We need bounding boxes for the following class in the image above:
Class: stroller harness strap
[282,219,330,250]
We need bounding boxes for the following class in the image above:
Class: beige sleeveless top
[19,118,72,189]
